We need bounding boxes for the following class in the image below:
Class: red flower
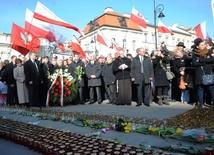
[67,90,72,95]
[67,82,71,86]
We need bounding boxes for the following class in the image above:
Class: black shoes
[144,104,150,107]
[79,101,85,105]
[98,101,102,104]
[136,104,142,107]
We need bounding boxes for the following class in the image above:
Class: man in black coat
[102,56,117,104]
[68,54,85,104]
[24,52,42,107]
[112,51,132,105]
[39,56,51,107]
[130,47,153,107]
[3,55,18,105]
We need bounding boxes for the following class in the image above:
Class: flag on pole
[70,36,86,58]
[25,8,56,42]
[157,20,174,35]
[130,7,146,29]
[96,29,112,57]
[34,1,84,36]
[96,29,108,47]
[11,23,40,53]
[194,21,206,39]
[26,8,66,52]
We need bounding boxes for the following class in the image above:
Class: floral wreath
[46,67,78,107]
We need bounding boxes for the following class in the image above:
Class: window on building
[132,40,136,51]
[118,17,127,28]
[88,20,99,32]
[144,33,148,43]
[123,39,126,49]
[152,34,155,44]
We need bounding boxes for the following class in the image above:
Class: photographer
[152,48,171,106]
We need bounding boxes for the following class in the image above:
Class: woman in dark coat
[172,50,186,102]
[112,50,132,105]
[152,49,170,105]
[192,38,214,108]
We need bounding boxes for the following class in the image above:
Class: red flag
[194,21,206,39]
[96,29,112,57]
[130,7,146,29]
[70,36,86,58]
[34,1,84,36]
[158,20,174,35]
[96,29,108,46]
[12,44,30,56]
[11,23,40,52]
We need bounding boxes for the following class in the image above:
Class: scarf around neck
[194,48,208,58]
[174,53,184,59]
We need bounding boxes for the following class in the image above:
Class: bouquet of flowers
[115,118,132,133]
[47,67,78,106]
[75,66,84,81]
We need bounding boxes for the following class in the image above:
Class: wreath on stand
[46,67,78,107]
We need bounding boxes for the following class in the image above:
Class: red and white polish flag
[33,1,84,36]
[158,20,174,35]
[130,7,146,29]
[194,21,206,39]
[70,36,86,59]
[96,29,109,47]
[25,8,56,42]
[96,29,111,57]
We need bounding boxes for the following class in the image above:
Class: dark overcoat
[85,61,101,87]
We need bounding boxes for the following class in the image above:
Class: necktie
[141,56,144,73]
[34,61,39,73]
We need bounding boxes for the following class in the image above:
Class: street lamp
[154,0,165,49]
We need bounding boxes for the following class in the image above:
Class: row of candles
[0,117,173,155]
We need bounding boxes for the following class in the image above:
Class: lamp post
[154,0,165,49]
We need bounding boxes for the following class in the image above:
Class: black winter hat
[194,38,203,46]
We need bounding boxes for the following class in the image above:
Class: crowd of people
[0,38,214,108]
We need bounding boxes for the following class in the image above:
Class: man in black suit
[24,52,41,107]
[68,54,85,104]
[3,55,18,105]
[130,47,153,107]
[39,56,51,107]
